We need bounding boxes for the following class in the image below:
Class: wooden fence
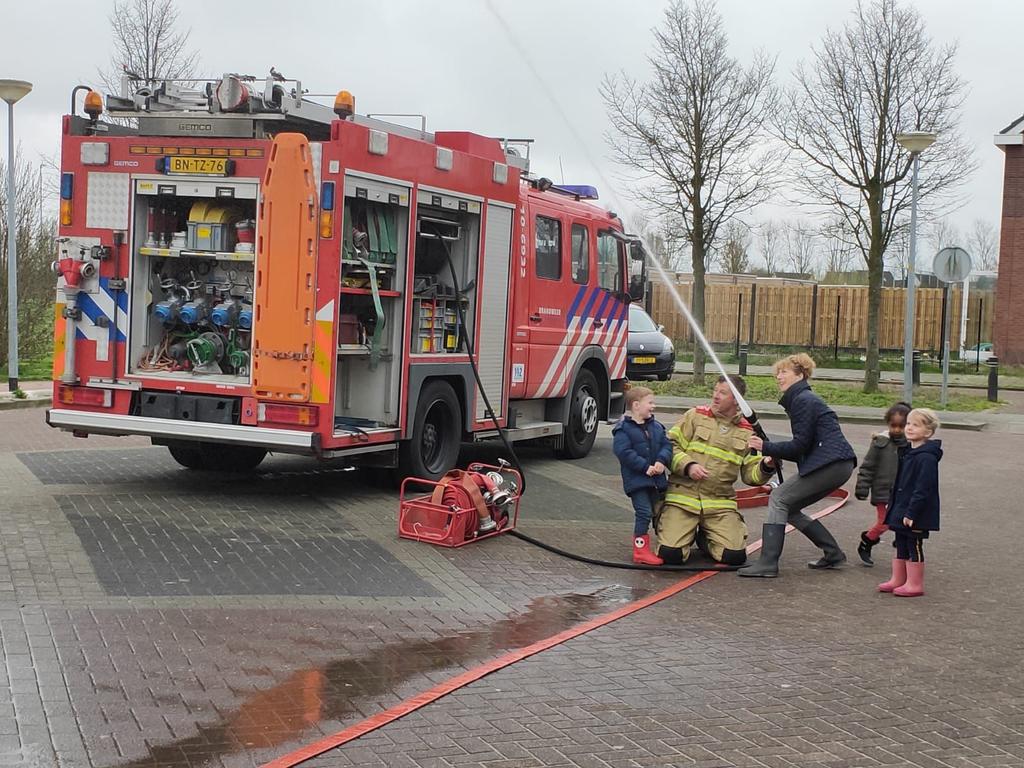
[650,282,995,353]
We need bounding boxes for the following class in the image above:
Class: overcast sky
[1,0,1017,267]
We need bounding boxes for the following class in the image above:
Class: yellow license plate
[165,157,231,176]
[632,356,656,364]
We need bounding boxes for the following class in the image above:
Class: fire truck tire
[400,381,463,481]
[202,444,268,473]
[166,442,267,473]
[556,369,600,459]
[167,444,205,470]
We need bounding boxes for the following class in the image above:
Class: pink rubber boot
[878,558,907,593]
[893,561,925,597]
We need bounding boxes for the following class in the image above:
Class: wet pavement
[2,407,1023,767]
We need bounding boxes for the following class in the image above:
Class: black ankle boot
[857,531,878,566]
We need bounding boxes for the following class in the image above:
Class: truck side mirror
[628,274,645,302]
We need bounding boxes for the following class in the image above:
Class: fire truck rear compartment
[127,178,259,385]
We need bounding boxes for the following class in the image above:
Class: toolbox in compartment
[186,201,241,251]
[136,391,240,424]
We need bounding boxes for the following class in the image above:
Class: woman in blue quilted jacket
[739,353,857,578]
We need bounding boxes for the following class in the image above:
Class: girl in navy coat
[878,408,942,597]
[613,386,673,565]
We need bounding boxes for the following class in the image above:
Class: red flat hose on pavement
[263,488,848,768]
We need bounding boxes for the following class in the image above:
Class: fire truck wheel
[166,442,267,472]
[201,444,268,473]
[167,444,205,470]
[557,369,600,459]
[400,380,463,481]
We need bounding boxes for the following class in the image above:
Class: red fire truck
[47,72,646,479]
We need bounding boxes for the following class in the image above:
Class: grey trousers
[766,460,855,528]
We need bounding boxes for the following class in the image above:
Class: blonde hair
[773,353,816,380]
[908,407,940,435]
[625,386,654,409]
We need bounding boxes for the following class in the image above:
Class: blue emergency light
[320,181,335,210]
[554,184,599,200]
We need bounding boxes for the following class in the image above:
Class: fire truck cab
[47,72,644,479]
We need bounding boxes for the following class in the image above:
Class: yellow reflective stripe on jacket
[678,441,744,466]
[743,453,766,485]
[664,492,739,511]
[670,452,690,474]
[668,420,696,474]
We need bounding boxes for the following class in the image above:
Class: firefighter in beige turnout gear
[656,376,774,566]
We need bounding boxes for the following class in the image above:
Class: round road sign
[932,246,972,283]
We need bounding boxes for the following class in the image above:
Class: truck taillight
[58,385,112,408]
[258,403,319,427]
[60,173,74,226]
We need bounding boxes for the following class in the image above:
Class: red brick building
[995,116,1024,364]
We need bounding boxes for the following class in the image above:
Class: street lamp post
[0,79,32,392]
[896,131,937,405]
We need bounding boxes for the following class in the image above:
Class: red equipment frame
[397,463,522,547]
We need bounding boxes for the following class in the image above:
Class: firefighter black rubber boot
[857,531,878,566]
[802,520,847,569]
[737,523,785,578]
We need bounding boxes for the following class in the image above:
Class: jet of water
[641,248,755,419]
[481,1,761,424]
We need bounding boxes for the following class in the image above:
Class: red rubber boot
[878,558,907,593]
[894,561,925,597]
[632,534,664,565]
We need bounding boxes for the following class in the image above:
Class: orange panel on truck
[252,134,319,401]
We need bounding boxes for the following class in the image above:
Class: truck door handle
[593,319,604,328]
[529,314,542,323]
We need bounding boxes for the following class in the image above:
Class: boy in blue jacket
[878,408,942,597]
[613,386,673,565]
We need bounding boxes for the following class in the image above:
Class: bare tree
[776,0,975,391]
[1,154,60,368]
[717,220,751,273]
[925,219,961,272]
[820,216,858,277]
[99,0,199,96]
[628,211,689,276]
[967,219,998,272]
[783,219,819,277]
[888,227,910,281]
[757,219,784,274]
[602,0,778,382]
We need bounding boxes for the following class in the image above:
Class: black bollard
[912,350,922,386]
[987,356,999,403]
[739,345,748,376]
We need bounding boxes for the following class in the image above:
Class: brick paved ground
[1,406,1021,768]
